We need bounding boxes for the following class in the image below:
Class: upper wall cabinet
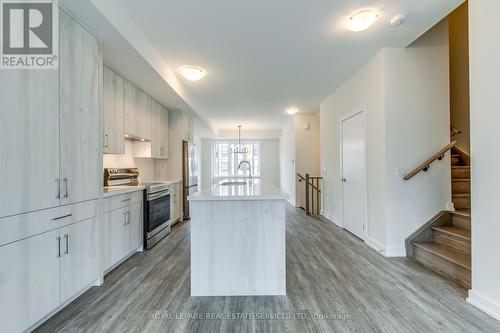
[103,66,124,154]
[151,100,169,159]
[124,80,152,140]
[60,10,100,206]
[0,9,100,218]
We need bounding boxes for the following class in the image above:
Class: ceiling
[117,0,463,130]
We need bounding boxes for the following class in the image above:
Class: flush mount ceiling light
[346,9,379,32]
[286,107,298,115]
[178,65,206,81]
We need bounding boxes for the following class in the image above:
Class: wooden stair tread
[413,242,471,270]
[452,166,470,169]
[451,154,461,158]
[452,179,470,182]
[453,210,471,218]
[453,193,470,198]
[432,226,471,241]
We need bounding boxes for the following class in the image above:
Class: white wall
[320,20,450,255]
[467,0,500,321]
[279,120,295,206]
[259,139,280,186]
[294,114,320,208]
[320,50,387,242]
[384,20,451,255]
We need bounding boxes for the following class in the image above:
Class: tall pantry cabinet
[0,8,101,333]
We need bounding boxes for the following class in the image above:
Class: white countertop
[102,179,181,198]
[188,178,288,201]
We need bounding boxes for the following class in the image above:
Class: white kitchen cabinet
[128,202,143,252]
[60,217,99,303]
[0,198,100,333]
[0,229,61,333]
[124,81,151,140]
[137,89,152,140]
[59,10,100,206]
[151,100,169,159]
[0,9,100,218]
[103,208,130,271]
[103,66,124,154]
[0,54,60,218]
[124,79,137,137]
[102,194,143,271]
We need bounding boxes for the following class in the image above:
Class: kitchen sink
[220,181,248,186]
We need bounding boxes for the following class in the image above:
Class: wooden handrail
[297,173,323,215]
[403,141,457,181]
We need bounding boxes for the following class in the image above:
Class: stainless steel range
[104,168,171,249]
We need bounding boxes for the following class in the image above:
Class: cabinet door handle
[63,178,69,198]
[123,211,127,225]
[56,178,61,199]
[64,234,69,254]
[127,211,130,225]
[104,134,109,148]
[57,237,61,258]
[52,213,73,221]
[121,198,131,202]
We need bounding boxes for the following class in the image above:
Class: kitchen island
[188,178,288,296]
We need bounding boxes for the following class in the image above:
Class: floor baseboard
[467,290,500,322]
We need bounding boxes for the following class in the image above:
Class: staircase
[409,148,471,289]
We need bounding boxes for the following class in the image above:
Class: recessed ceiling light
[346,9,379,32]
[178,65,207,81]
[286,107,298,115]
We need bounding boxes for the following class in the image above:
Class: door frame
[339,110,368,240]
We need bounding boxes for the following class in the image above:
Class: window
[213,141,261,178]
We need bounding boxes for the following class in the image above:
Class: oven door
[145,190,171,238]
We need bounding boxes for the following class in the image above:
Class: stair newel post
[305,173,310,215]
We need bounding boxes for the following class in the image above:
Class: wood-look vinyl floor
[35,205,500,333]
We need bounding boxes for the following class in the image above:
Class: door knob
[342,178,347,182]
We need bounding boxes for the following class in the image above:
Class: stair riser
[433,231,471,254]
[453,197,471,210]
[414,247,471,289]
[452,168,470,179]
[451,156,461,166]
[452,181,470,194]
[452,215,471,230]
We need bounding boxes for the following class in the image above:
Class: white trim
[467,290,500,322]
[339,110,368,240]
[384,247,407,257]
[320,211,343,228]
[287,198,296,207]
[365,237,386,254]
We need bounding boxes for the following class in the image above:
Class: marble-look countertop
[103,179,181,198]
[102,186,145,198]
[188,178,288,201]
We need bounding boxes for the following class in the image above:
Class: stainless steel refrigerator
[182,140,199,219]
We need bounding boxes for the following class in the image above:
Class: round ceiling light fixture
[346,9,379,32]
[286,107,299,115]
[390,14,406,27]
[178,65,207,81]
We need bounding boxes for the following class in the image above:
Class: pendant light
[231,125,248,154]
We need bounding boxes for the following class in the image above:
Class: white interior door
[341,112,367,239]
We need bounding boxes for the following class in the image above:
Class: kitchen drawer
[0,200,99,247]
[103,190,143,213]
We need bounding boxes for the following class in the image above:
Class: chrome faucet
[238,160,252,178]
